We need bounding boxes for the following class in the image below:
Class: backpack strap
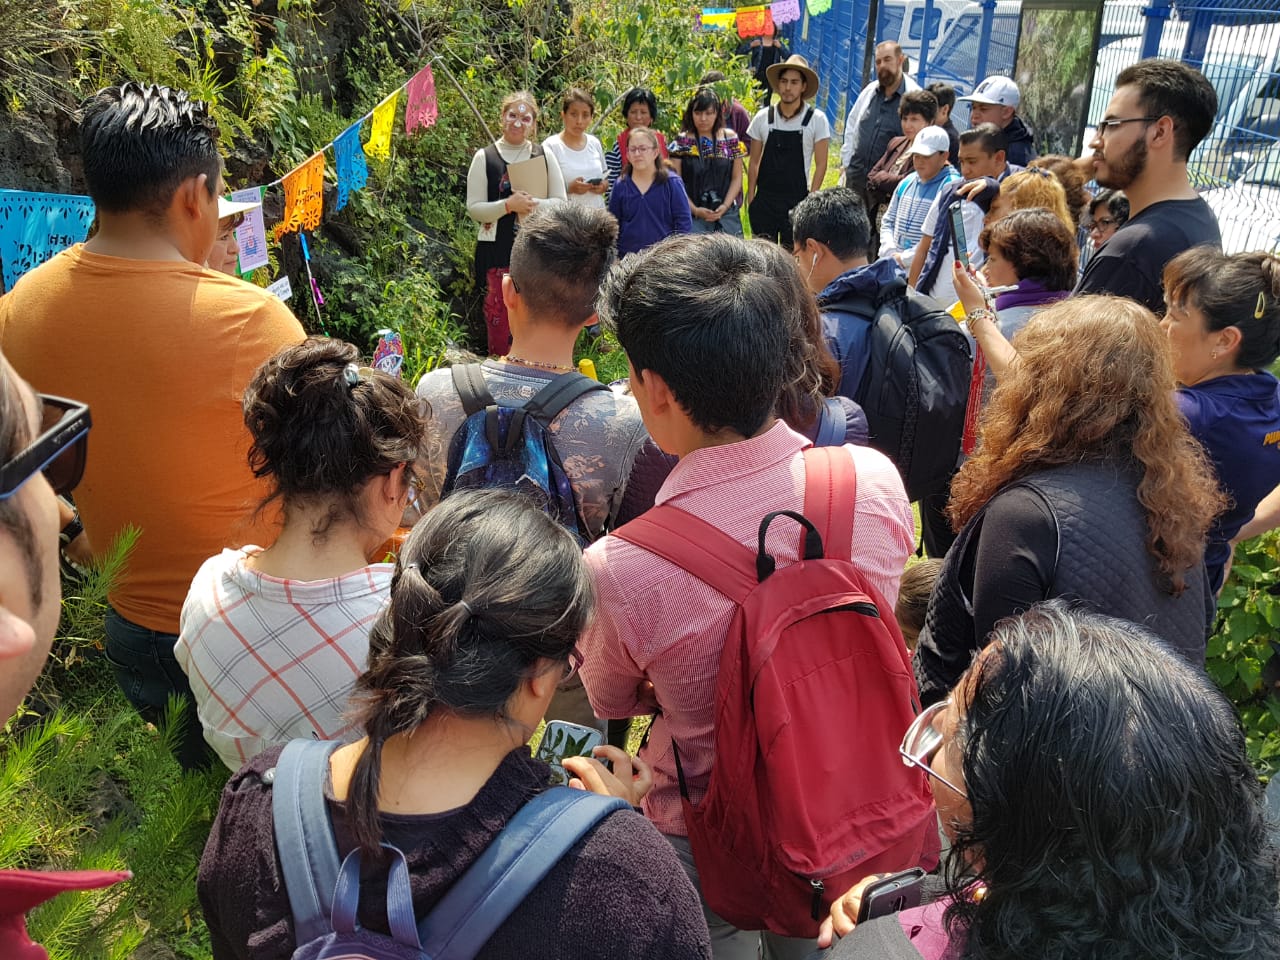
[813,397,847,447]
[768,105,775,125]
[613,504,759,603]
[801,106,814,127]
[271,739,345,946]
[523,371,609,424]
[451,363,497,417]
[802,446,857,565]
[417,788,626,957]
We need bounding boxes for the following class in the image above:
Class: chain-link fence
[790,0,1280,250]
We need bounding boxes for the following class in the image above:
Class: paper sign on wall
[232,186,269,273]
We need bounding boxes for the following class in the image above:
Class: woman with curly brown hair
[913,296,1224,705]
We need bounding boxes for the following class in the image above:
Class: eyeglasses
[560,645,584,685]
[1087,217,1118,233]
[899,699,967,798]
[628,144,657,155]
[0,394,91,501]
[1096,116,1161,135]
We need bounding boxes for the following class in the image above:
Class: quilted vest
[917,462,1212,703]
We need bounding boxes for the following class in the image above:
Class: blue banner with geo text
[0,190,96,291]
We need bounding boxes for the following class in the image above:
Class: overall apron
[750,106,812,246]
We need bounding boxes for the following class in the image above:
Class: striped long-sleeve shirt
[879,165,960,263]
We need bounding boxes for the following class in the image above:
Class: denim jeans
[103,607,213,771]
[691,204,744,237]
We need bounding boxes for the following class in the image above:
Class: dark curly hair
[949,296,1225,592]
[979,209,1077,293]
[242,336,431,538]
[943,601,1280,960]
[346,490,593,854]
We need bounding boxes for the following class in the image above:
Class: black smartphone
[586,177,603,185]
[855,868,926,923]
[948,200,970,270]
[533,720,605,786]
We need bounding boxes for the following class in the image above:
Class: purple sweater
[198,746,711,960]
[609,173,693,256]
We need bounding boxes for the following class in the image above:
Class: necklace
[500,355,575,372]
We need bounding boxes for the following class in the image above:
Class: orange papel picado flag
[273,152,325,241]
[365,90,400,161]
[736,5,773,37]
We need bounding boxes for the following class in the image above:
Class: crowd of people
[1,35,1280,960]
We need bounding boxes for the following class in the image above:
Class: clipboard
[507,155,549,199]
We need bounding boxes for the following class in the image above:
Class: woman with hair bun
[1161,248,1280,593]
[197,490,711,960]
[176,336,431,771]
[914,296,1225,705]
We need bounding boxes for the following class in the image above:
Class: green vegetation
[2,2,1279,957]
[1209,531,1280,780]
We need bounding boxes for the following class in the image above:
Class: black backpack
[853,279,971,502]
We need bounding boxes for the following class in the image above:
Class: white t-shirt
[747,105,831,182]
[543,133,608,209]
[920,194,986,309]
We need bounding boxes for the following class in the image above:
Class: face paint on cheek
[504,107,533,130]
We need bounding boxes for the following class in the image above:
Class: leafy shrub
[1,530,223,960]
[1210,531,1280,781]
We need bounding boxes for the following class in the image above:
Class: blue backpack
[271,739,626,960]
[441,364,608,542]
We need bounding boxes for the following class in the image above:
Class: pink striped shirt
[579,421,913,836]
[176,548,392,771]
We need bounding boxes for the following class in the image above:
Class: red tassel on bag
[962,344,986,455]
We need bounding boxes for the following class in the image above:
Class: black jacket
[914,461,1213,704]
[1002,114,1037,167]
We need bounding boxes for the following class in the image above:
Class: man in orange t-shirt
[0,82,304,769]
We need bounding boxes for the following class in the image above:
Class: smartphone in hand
[856,868,926,923]
[533,720,605,786]
[586,177,604,185]
[948,200,970,270]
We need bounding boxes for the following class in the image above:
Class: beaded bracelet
[966,307,997,327]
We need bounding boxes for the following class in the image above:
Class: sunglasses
[899,699,967,798]
[0,394,91,501]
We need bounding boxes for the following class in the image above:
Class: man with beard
[746,55,831,247]
[841,42,920,197]
[1075,59,1220,313]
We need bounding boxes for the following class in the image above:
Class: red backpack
[613,446,936,937]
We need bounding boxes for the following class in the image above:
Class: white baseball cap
[906,126,951,157]
[217,195,261,220]
[960,76,1020,108]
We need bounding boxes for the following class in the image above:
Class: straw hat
[765,55,820,101]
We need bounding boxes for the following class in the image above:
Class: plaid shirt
[579,421,914,836]
[176,548,392,771]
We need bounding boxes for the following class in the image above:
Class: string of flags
[698,0,813,35]
[0,63,443,302]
